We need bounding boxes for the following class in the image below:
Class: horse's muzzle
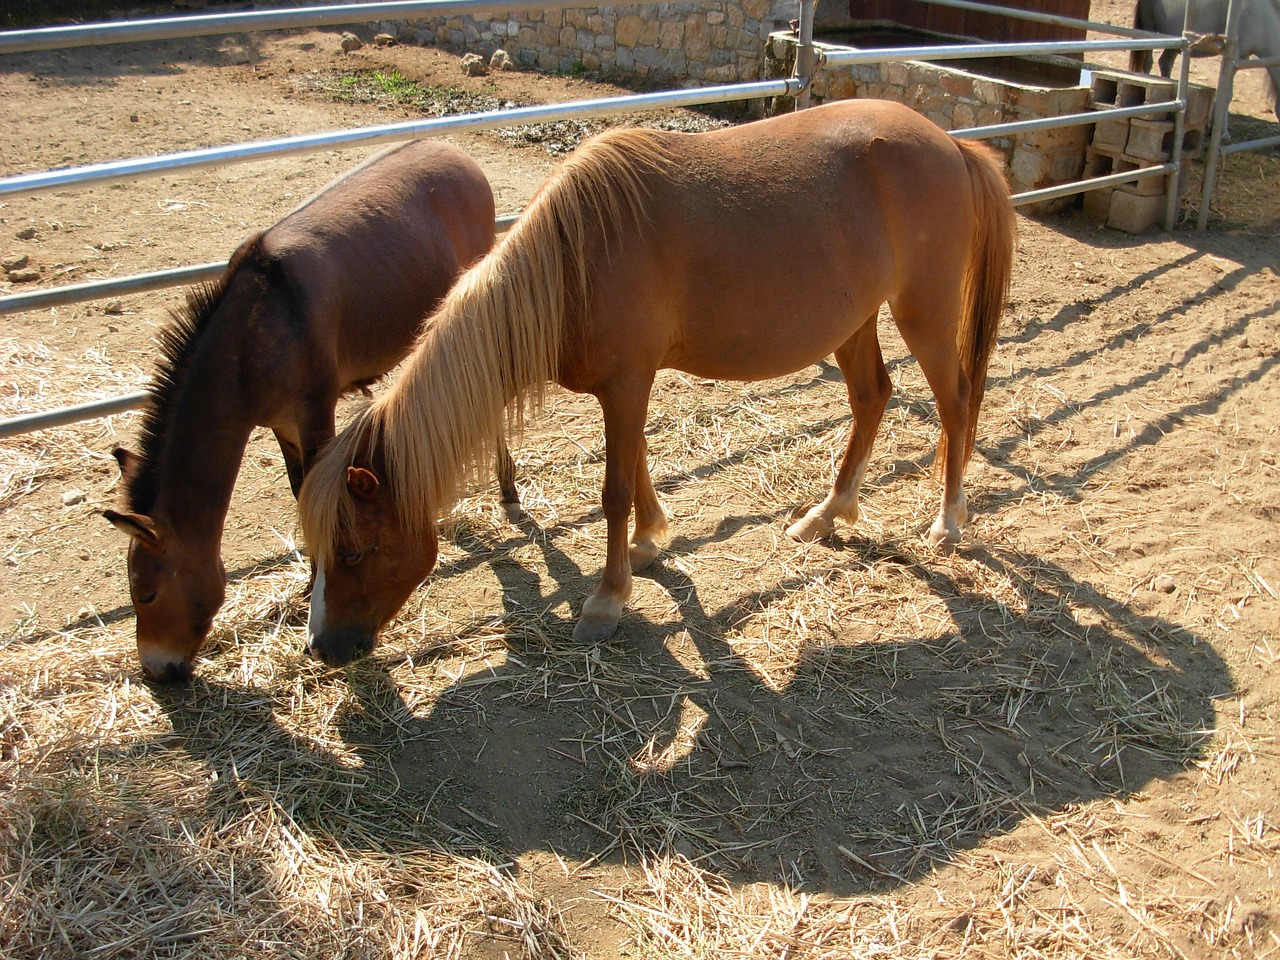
[142,658,194,684]
[307,628,374,667]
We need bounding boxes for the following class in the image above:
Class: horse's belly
[664,310,870,382]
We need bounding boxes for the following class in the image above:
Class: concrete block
[1090,73,1120,107]
[1108,189,1164,233]
[1091,116,1130,151]
[1083,146,1121,179]
[1085,146,1164,196]
[1126,118,1176,161]
[1090,68,1176,115]
[1184,83,1215,128]
[1126,167,1168,197]
[1181,124,1205,158]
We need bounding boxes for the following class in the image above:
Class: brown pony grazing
[104,139,509,683]
[299,99,1016,667]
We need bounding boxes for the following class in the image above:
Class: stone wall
[372,1,797,83]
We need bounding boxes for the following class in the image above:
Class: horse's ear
[104,509,160,547]
[346,466,381,501]
[112,446,141,479]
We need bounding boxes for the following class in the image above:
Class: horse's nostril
[144,659,193,685]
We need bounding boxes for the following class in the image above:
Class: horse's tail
[940,138,1015,477]
[1129,0,1154,72]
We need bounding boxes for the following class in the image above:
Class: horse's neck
[148,357,259,539]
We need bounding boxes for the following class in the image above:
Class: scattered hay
[4,60,1279,959]
[1,325,1264,956]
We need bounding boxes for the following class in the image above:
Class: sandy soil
[1,5,1279,958]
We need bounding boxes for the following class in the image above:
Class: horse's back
[639,100,974,238]
[249,140,495,386]
[265,139,494,275]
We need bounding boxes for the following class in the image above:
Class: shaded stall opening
[819,25,1087,88]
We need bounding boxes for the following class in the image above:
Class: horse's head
[104,505,226,683]
[300,444,439,668]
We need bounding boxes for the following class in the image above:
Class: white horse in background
[1130,0,1280,127]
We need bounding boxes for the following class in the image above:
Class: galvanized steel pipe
[0,80,801,200]
[0,0,661,54]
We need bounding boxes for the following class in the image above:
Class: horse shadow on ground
[355,520,1229,894]
[130,502,1228,905]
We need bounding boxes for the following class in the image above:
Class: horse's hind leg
[892,302,971,549]
[494,439,522,522]
[787,315,890,542]
[284,405,340,499]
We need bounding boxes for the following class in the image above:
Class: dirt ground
[1,3,1279,958]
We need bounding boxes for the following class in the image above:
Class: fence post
[1197,0,1242,229]
[1163,0,1195,229]
[793,0,818,110]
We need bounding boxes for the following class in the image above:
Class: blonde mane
[299,127,676,566]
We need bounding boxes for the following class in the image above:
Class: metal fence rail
[0,0,1191,438]
[0,82,800,199]
[0,0,658,54]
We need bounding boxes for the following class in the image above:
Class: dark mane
[122,235,263,514]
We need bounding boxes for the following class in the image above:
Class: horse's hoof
[629,539,661,571]
[927,520,961,552]
[573,612,621,644]
[786,513,833,542]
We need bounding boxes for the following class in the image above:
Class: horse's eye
[136,591,158,605]
[339,549,364,567]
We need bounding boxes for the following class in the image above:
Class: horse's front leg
[575,379,653,644]
[494,439,523,523]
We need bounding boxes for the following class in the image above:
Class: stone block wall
[371,1,796,83]
[765,35,1092,212]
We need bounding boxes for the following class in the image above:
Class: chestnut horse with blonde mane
[299,99,1015,666]
[104,139,506,682]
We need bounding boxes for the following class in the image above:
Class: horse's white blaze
[307,567,327,642]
